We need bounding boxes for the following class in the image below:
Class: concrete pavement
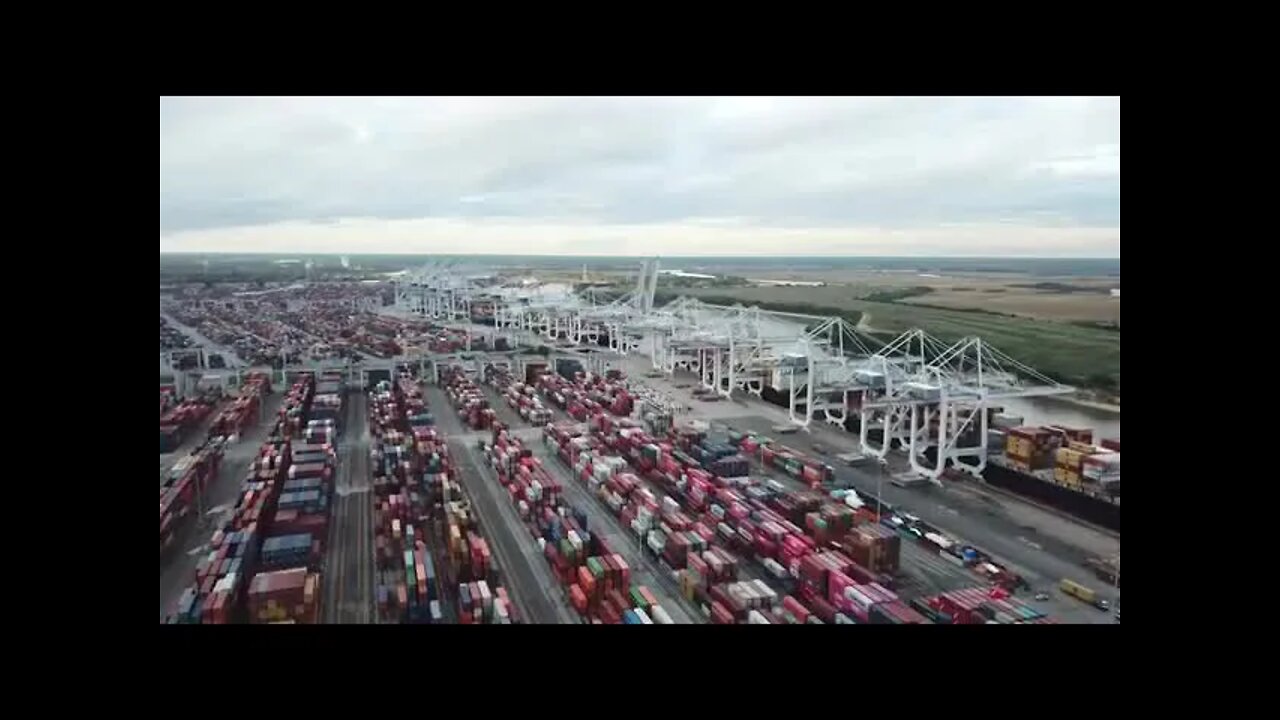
[323,393,375,624]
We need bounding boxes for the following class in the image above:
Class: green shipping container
[630,587,649,609]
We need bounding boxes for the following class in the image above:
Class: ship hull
[982,462,1120,533]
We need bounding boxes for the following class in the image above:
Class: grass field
[901,289,1120,324]
[678,286,1121,392]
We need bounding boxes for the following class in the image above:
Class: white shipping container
[846,585,875,611]
[762,558,787,580]
[748,610,771,624]
[992,413,1023,429]
[751,579,778,607]
[634,608,653,625]
[650,605,673,625]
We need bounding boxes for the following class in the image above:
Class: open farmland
[676,285,1120,391]
[900,289,1119,324]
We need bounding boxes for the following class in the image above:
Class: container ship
[983,418,1119,532]
[758,383,1121,533]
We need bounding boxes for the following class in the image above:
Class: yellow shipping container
[1068,440,1096,453]
[1055,447,1084,469]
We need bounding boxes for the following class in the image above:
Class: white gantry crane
[394,256,1076,485]
[858,333,1074,483]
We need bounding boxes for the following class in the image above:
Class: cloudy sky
[159,97,1120,257]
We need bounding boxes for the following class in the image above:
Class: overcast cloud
[159,96,1120,256]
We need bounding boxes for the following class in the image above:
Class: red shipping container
[710,601,735,625]
[782,595,812,624]
[807,595,838,624]
[578,566,597,601]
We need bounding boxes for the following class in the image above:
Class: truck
[1085,556,1121,588]
[1060,578,1110,611]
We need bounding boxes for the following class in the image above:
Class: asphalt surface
[482,383,528,429]
[159,392,285,620]
[424,384,578,624]
[323,393,374,624]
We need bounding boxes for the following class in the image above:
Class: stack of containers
[830,576,898,623]
[207,371,271,440]
[1005,427,1060,471]
[459,580,506,624]
[304,418,336,446]
[928,588,1057,624]
[867,600,929,625]
[494,436,659,624]
[159,444,224,554]
[804,503,856,547]
[838,523,902,575]
[444,367,497,430]
[168,378,322,623]
[276,374,317,440]
[247,567,321,623]
[1082,452,1121,494]
[487,425,563,514]
[159,395,217,441]
[1053,441,1094,489]
[259,533,322,571]
[370,374,450,624]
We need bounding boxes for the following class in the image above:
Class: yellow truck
[1060,578,1110,611]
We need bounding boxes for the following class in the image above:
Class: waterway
[997,396,1120,441]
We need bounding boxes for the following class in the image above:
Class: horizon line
[160,251,1121,260]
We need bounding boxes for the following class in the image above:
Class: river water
[997,396,1120,441]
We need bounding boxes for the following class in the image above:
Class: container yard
[160,266,1118,625]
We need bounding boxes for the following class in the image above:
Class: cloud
[159,96,1120,256]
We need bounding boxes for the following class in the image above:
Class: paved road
[424,385,578,624]
[324,393,374,624]
[159,393,285,620]
[482,384,527,429]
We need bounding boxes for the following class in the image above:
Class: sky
[159,97,1120,257]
